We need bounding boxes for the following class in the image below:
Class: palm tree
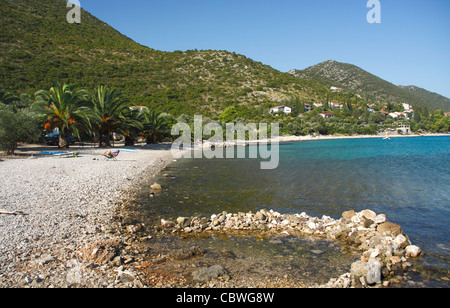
[89,85,130,147]
[117,108,143,146]
[34,81,92,148]
[0,85,19,108]
[142,110,170,144]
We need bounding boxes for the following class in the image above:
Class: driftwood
[0,209,27,216]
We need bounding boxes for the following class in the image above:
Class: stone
[177,217,191,228]
[393,234,409,249]
[374,214,387,224]
[351,261,369,277]
[192,265,226,282]
[150,183,162,190]
[161,219,176,228]
[311,250,324,255]
[364,219,375,228]
[377,222,403,236]
[405,245,422,258]
[122,215,135,226]
[361,209,377,220]
[37,255,56,266]
[366,260,382,285]
[342,210,356,220]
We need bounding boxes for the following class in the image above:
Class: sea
[134,136,450,287]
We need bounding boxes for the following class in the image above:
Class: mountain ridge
[288,60,450,111]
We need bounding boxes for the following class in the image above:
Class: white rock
[366,260,382,285]
[361,209,377,220]
[405,245,422,258]
[351,215,361,223]
[307,221,317,230]
[374,214,387,224]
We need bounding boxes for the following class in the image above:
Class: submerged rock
[150,183,162,190]
[192,265,227,282]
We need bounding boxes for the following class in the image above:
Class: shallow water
[136,136,450,287]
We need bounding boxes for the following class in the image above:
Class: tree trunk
[99,133,112,148]
[58,132,69,149]
[124,136,135,146]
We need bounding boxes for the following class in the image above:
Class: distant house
[330,86,343,93]
[313,103,323,108]
[270,105,292,116]
[389,112,410,120]
[402,103,412,111]
[445,112,450,117]
[398,124,411,135]
[304,103,312,112]
[320,113,335,119]
[329,102,343,109]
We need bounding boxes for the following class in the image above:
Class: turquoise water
[138,136,450,286]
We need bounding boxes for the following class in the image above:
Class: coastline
[279,133,449,143]
[0,135,446,288]
[0,143,175,288]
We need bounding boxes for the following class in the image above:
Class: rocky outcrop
[162,209,423,288]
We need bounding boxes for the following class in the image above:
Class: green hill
[289,60,450,111]
[1,0,447,117]
[0,0,327,117]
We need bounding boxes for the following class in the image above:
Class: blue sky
[78,0,450,99]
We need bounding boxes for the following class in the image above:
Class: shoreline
[280,132,449,142]
[199,133,449,148]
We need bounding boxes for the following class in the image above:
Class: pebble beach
[0,144,175,288]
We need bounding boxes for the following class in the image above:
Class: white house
[329,102,343,109]
[320,113,335,119]
[330,86,343,93]
[270,105,292,116]
[402,103,412,111]
[389,112,410,120]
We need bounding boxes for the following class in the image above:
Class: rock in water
[377,222,403,236]
[161,219,176,228]
[192,265,226,282]
[150,183,162,190]
[405,245,422,258]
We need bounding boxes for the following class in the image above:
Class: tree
[117,108,143,146]
[141,110,170,144]
[34,81,92,148]
[89,85,130,147]
[0,108,40,155]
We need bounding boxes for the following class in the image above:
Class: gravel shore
[0,144,174,288]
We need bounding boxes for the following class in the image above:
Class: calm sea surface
[136,136,450,287]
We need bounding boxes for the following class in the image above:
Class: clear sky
[78,0,450,99]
